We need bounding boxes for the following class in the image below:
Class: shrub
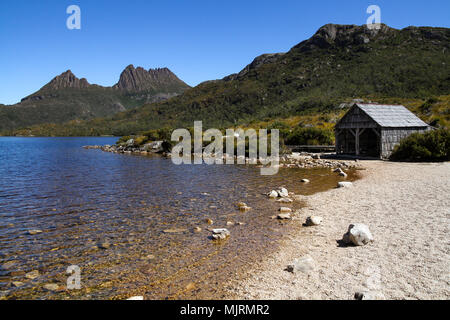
[390,128,450,161]
[284,127,334,146]
[134,135,149,146]
[116,135,131,145]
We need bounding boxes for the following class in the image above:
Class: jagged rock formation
[114,65,188,92]
[43,70,91,90]
[0,66,190,132]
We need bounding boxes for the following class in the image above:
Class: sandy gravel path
[228,161,450,300]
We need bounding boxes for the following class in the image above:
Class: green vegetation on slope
[3,24,449,137]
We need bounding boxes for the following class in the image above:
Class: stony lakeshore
[226,161,450,300]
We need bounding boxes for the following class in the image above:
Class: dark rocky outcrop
[114,65,189,92]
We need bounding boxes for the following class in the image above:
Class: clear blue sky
[0,0,449,105]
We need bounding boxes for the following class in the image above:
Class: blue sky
[0,0,449,105]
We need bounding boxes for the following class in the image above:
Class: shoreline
[226,160,450,300]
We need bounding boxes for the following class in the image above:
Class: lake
[0,137,356,299]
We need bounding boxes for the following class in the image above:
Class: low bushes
[390,128,449,161]
[284,127,334,146]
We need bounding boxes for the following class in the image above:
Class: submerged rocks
[98,241,111,249]
[43,283,60,292]
[211,228,230,240]
[342,224,374,246]
[277,198,293,203]
[0,261,18,270]
[162,228,187,234]
[237,202,251,212]
[305,216,323,226]
[27,229,43,235]
[25,270,40,280]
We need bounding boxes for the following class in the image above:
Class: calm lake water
[0,137,356,300]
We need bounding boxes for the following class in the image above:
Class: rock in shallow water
[337,181,353,188]
[43,283,59,291]
[277,213,291,220]
[268,190,278,198]
[27,229,43,235]
[25,270,40,280]
[211,228,230,240]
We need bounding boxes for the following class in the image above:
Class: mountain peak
[113,65,189,92]
[42,70,91,91]
[294,23,396,51]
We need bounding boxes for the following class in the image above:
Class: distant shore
[227,160,450,300]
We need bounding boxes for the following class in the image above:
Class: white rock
[268,190,278,198]
[337,181,353,188]
[127,296,144,300]
[339,171,348,177]
[343,224,374,246]
[279,207,292,213]
[277,198,293,203]
[286,255,316,274]
[211,228,230,240]
[301,179,310,183]
[277,213,291,220]
[305,216,323,226]
[277,187,289,198]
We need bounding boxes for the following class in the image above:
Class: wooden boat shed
[335,103,430,159]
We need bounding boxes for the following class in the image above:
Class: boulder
[301,179,310,183]
[305,216,323,226]
[279,207,292,213]
[277,213,292,220]
[239,206,251,212]
[337,182,353,188]
[342,224,374,246]
[211,228,230,240]
[286,255,316,274]
[339,171,348,177]
[268,190,278,198]
[143,141,164,153]
[277,187,289,198]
